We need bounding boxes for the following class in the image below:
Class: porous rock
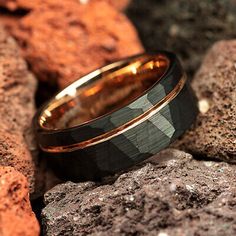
[0,14,20,32]
[0,0,131,11]
[42,149,236,236]
[127,0,236,76]
[105,0,131,10]
[0,25,37,191]
[0,166,40,236]
[174,40,236,162]
[12,0,143,88]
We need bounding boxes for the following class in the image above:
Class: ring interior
[39,54,170,130]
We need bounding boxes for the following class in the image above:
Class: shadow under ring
[34,52,198,180]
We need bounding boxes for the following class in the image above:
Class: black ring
[34,52,198,180]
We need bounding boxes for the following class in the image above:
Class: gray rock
[42,149,236,236]
[127,0,236,76]
[173,40,236,162]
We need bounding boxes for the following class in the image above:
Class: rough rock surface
[0,0,130,11]
[106,0,131,10]
[0,13,19,32]
[127,0,236,76]
[11,1,143,88]
[0,166,40,236]
[42,149,236,236]
[0,25,37,191]
[174,40,236,162]
[0,0,130,33]
[0,25,59,197]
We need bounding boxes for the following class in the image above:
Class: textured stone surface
[0,13,19,32]
[0,131,36,191]
[0,25,37,191]
[0,0,131,11]
[127,0,236,76]
[42,149,236,236]
[174,40,236,162]
[0,0,130,34]
[0,166,40,236]
[0,25,59,196]
[106,0,131,10]
[11,0,143,88]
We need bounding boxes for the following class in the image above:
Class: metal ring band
[34,52,198,180]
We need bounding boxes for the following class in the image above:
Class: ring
[34,52,198,180]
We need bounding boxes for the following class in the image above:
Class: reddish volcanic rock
[0,0,130,11]
[0,25,37,192]
[174,40,236,162]
[12,1,143,88]
[0,27,36,134]
[0,25,59,197]
[0,166,40,236]
[106,0,131,10]
[0,14,19,32]
[0,131,35,191]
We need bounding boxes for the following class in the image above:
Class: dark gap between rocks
[0,7,29,17]
[31,197,45,236]
[35,80,59,108]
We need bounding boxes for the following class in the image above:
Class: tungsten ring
[34,52,198,180]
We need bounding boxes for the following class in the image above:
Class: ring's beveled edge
[34,52,184,149]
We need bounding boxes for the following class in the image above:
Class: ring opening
[39,54,170,130]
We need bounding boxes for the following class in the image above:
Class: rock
[0,0,131,12]
[0,25,59,196]
[0,25,37,192]
[106,0,131,10]
[42,149,236,236]
[0,131,36,191]
[127,0,236,76]
[173,40,236,162]
[0,14,20,32]
[12,0,143,88]
[0,166,40,236]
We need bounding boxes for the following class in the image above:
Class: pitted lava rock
[12,0,143,88]
[0,25,37,191]
[0,131,36,191]
[0,166,40,236]
[174,40,236,162]
[42,149,236,236]
[0,14,20,32]
[0,0,130,11]
[127,0,236,76]
[106,0,131,10]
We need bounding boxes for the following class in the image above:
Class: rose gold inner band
[39,55,170,130]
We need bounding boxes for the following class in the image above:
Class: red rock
[12,1,143,88]
[0,131,35,190]
[0,25,59,197]
[174,40,236,162]
[0,25,38,192]
[0,166,40,236]
[106,0,131,10]
[0,14,19,32]
[0,0,130,11]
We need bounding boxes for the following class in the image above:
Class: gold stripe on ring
[41,74,187,153]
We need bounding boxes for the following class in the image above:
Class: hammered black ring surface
[34,52,198,180]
